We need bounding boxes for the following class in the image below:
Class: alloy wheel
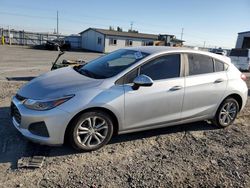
[218,101,237,126]
[76,116,108,148]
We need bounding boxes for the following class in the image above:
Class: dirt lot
[0,46,250,188]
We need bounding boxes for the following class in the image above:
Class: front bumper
[11,96,72,145]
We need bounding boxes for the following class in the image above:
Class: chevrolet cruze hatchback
[11,47,248,151]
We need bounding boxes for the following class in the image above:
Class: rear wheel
[69,111,113,151]
[213,98,239,127]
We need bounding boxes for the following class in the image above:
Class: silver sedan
[11,47,248,151]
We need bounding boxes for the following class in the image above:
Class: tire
[213,98,239,128]
[68,111,114,151]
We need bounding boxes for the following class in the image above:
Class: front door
[123,54,185,131]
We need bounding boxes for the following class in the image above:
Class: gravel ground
[0,46,250,188]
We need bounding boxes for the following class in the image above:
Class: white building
[235,31,250,49]
[80,28,158,53]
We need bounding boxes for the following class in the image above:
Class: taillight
[241,74,247,81]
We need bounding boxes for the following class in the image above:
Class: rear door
[181,53,228,120]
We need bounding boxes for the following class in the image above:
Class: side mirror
[132,74,153,90]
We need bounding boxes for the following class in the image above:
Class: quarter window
[140,54,180,80]
[214,59,225,72]
[124,68,139,84]
[188,54,214,75]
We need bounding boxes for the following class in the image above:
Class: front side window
[140,54,180,80]
[188,54,214,76]
[77,49,148,79]
[123,68,139,84]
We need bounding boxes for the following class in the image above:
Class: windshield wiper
[73,66,105,79]
[79,69,100,79]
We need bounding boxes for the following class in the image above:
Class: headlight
[23,95,74,111]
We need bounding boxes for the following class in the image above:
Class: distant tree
[117,27,123,32]
[109,26,114,31]
[128,29,138,33]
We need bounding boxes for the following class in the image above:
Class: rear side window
[214,59,224,72]
[140,54,180,80]
[229,49,248,57]
[188,54,214,76]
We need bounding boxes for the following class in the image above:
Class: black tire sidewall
[215,98,239,127]
[69,111,114,151]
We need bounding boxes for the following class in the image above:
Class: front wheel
[69,111,114,151]
[213,98,239,127]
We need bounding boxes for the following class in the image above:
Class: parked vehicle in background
[45,39,71,51]
[229,48,250,71]
[51,48,86,70]
[10,47,248,151]
[210,48,227,56]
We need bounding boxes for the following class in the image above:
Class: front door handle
[214,78,224,83]
[169,86,182,91]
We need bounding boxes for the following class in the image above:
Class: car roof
[124,46,230,63]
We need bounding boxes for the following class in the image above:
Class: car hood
[18,67,103,99]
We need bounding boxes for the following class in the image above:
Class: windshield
[76,49,149,79]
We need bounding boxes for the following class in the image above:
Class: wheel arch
[64,107,119,143]
[223,93,243,110]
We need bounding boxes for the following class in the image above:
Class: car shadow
[110,121,217,144]
[0,106,219,169]
[6,76,36,81]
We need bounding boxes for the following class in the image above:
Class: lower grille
[11,102,21,124]
[28,122,50,137]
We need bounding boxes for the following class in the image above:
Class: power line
[0,11,236,40]
[0,11,236,48]
[57,10,59,38]
[0,11,55,20]
[203,41,206,48]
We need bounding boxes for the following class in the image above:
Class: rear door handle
[214,78,224,83]
[169,86,182,91]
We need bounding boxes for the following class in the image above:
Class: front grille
[11,102,21,124]
[16,94,26,101]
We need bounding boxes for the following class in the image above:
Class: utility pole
[181,28,184,41]
[57,10,59,39]
[130,21,133,31]
[8,25,11,45]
